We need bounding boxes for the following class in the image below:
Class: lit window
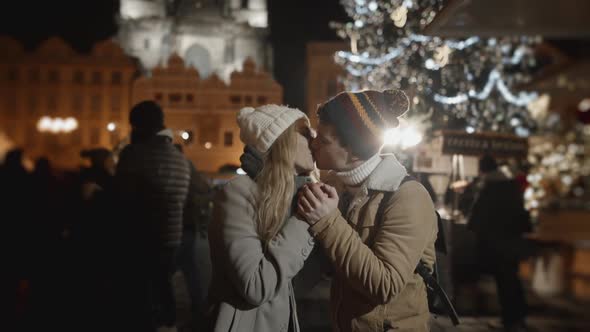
[111,94,121,113]
[5,95,17,113]
[111,71,122,84]
[92,71,102,85]
[28,97,38,114]
[28,68,40,82]
[199,116,220,145]
[48,96,58,112]
[91,95,102,113]
[73,70,84,84]
[72,95,84,113]
[48,70,59,83]
[71,129,82,145]
[229,95,241,104]
[257,96,267,105]
[6,68,18,81]
[224,131,233,147]
[169,93,182,103]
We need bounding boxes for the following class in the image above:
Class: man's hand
[297,183,339,225]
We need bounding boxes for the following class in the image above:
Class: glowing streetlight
[37,116,78,133]
[204,142,212,149]
[382,123,423,150]
[37,116,52,132]
[107,122,117,132]
[181,131,190,140]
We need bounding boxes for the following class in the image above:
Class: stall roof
[424,0,590,38]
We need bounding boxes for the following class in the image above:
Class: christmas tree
[334,0,543,136]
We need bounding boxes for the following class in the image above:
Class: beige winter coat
[310,155,438,332]
[207,175,315,332]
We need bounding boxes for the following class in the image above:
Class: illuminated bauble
[390,5,408,28]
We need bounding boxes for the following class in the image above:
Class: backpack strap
[371,176,414,244]
[371,191,394,245]
[373,175,460,326]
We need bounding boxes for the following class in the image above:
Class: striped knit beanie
[317,89,410,159]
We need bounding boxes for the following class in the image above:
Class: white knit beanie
[237,105,309,154]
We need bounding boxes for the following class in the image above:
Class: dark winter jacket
[183,160,211,232]
[467,171,532,238]
[115,130,190,250]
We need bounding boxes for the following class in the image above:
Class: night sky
[0,0,348,110]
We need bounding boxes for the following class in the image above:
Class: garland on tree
[334,0,544,136]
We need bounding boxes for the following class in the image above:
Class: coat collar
[157,128,174,140]
[323,154,408,195]
[364,154,408,192]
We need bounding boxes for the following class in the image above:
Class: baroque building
[117,0,270,81]
[132,55,282,172]
[305,41,347,127]
[0,36,282,172]
[0,36,136,168]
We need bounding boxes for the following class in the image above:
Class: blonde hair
[255,122,300,246]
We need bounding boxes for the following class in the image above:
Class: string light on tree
[335,0,543,136]
[390,4,408,27]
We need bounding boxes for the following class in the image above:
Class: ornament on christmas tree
[335,0,544,136]
[390,5,408,27]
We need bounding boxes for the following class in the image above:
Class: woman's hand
[297,183,339,225]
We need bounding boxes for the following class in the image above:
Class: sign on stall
[440,131,528,157]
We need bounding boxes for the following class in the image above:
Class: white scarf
[335,153,382,186]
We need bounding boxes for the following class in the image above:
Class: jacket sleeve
[309,182,437,304]
[216,179,315,306]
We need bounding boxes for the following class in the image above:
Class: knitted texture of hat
[129,100,165,132]
[317,89,409,159]
[237,104,309,154]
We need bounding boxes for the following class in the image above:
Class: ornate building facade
[0,36,282,171]
[0,36,136,168]
[133,55,282,171]
[117,0,270,82]
[305,41,347,127]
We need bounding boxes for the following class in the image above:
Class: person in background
[174,143,211,331]
[115,101,190,332]
[464,155,532,332]
[207,105,316,332]
[79,148,116,200]
[0,149,31,330]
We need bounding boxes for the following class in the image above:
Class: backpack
[374,176,460,326]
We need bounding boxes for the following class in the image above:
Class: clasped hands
[297,182,339,225]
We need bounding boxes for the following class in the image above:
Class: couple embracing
[207,89,438,332]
